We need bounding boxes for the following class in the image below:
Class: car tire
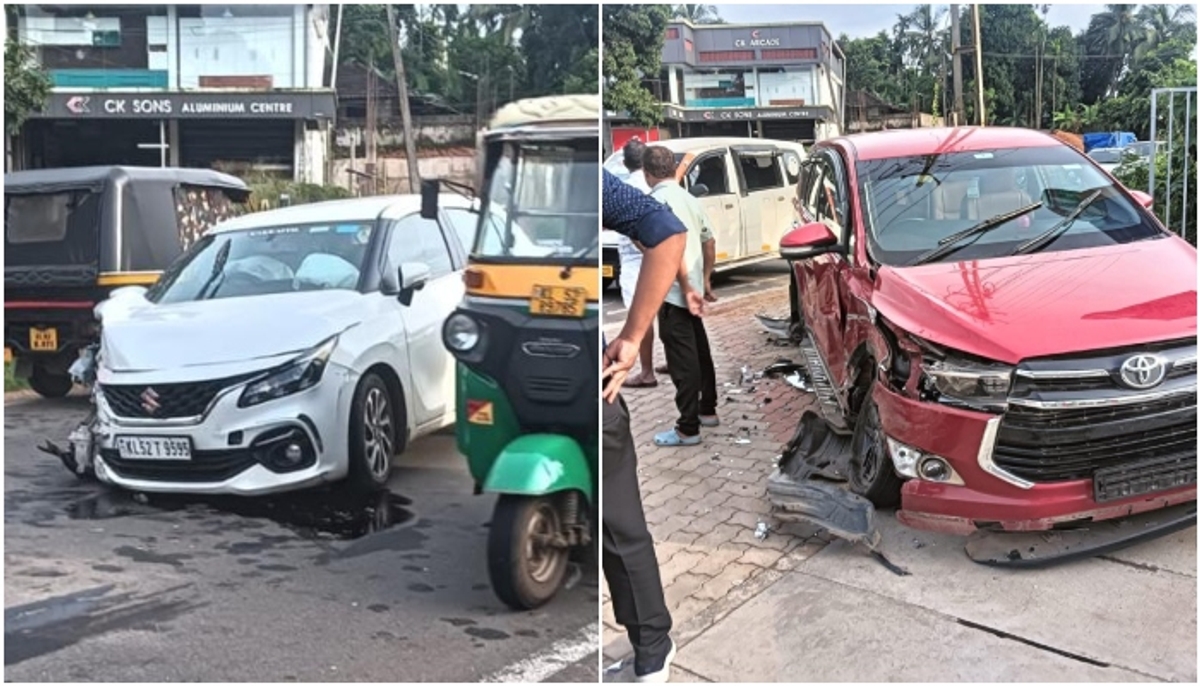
[488,494,569,611]
[346,373,396,494]
[30,365,73,399]
[847,391,902,508]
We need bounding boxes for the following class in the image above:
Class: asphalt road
[4,395,599,682]
[602,260,791,329]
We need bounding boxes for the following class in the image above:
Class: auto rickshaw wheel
[488,494,569,610]
[30,364,73,399]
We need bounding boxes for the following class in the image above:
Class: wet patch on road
[113,545,193,568]
[4,583,203,667]
[465,626,510,641]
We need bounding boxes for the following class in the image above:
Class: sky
[713,4,1107,39]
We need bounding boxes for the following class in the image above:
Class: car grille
[995,340,1197,484]
[100,448,257,483]
[100,372,259,419]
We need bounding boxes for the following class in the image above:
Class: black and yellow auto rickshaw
[4,166,249,397]
[422,94,600,609]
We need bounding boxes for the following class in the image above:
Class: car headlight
[444,313,480,353]
[920,354,1012,411]
[238,335,338,408]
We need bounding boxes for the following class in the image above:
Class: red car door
[794,151,854,390]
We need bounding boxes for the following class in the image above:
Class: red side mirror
[1128,189,1154,209]
[780,222,839,260]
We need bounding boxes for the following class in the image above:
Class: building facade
[655,20,845,142]
[10,4,335,182]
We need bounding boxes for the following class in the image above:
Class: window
[6,194,75,244]
[687,156,730,195]
[739,154,784,192]
[443,207,479,255]
[800,156,846,241]
[385,213,453,278]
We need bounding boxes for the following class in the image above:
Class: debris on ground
[38,410,99,480]
[754,313,792,338]
[762,359,813,392]
[765,409,911,576]
[755,521,771,540]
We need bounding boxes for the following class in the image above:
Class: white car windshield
[148,221,375,304]
[857,146,1163,266]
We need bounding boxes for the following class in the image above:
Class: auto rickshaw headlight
[444,313,481,352]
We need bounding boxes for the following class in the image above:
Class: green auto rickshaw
[422,94,600,610]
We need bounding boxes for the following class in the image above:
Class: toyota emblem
[1119,354,1168,390]
[140,387,161,414]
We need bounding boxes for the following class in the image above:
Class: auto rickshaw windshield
[475,137,599,262]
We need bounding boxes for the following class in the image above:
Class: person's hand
[704,279,718,303]
[685,288,706,317]
[602,335,640,403]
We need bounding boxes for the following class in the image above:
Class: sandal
[699,414,720,427]
[654,428,701,447]
[655,364,670,374]
[623,377,659,389]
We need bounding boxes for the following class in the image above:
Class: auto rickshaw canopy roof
[5,165,249,198]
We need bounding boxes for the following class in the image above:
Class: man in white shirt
[642,145,719,447]
[616,139,661,388]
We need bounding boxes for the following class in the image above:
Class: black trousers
[658,302,718,436]
[603,394,673,674]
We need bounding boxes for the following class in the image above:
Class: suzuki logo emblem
[140,387,161,414]
[1119,354,1168,390]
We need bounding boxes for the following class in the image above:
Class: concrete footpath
[602,288,1197,683]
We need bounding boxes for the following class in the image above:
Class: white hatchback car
[90,194,482,496]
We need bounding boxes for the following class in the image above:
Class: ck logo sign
[66,96,91,114]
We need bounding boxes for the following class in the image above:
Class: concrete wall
[845,112,944,134]
[334,114,477,153]
[331,153,476,196]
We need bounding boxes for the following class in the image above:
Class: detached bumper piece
[965,502,1197,568]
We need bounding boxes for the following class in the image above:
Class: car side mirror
[1128,189,1154,209]
[780,222,840,261]
[396,262,431,306]
[689,183,710,198]
[420,179,441,220]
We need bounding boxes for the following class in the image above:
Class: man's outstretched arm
[602,170,686,401]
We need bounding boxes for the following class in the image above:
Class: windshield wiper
[1010,189,1103,257]
[559,234,601,278]
[195,239,232,300]
[908,201,1043,266]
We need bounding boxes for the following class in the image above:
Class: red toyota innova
[780,127,1196,535]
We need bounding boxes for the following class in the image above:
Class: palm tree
[1088,3,1147,93]
[674,4,720,24]
[1137,4,1197,56]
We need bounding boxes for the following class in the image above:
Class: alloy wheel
[362,387,394,479]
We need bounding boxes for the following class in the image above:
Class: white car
[90,194,482,496]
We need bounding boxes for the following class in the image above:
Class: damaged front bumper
[874,383,1198,535]
[88,363,358,496]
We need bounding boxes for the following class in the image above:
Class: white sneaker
[634,639,676,683]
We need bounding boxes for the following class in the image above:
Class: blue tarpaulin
[1082,132,1137,152]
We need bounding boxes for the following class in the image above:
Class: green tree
[522,5,598,95]
[603,4,672,126]
[674,4,721,24]
[4,39,51,137]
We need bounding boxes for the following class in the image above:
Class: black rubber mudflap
[767,469,880,547]
[779,411,851,482]
[965,502,1198,568]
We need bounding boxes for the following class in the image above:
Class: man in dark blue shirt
[601,169,684,682]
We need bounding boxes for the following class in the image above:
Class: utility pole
[971,4,986,126]
[386,4,421,194]
[950,5,965,126]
